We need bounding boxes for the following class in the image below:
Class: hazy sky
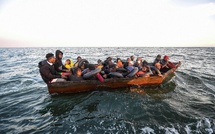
[0,0,215,47]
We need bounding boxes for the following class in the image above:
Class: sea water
[0,47,214,133]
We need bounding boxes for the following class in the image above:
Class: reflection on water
[130,80,176,96]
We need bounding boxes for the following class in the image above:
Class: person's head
[163,55,169,61]
[127,58,131,62]
[65,59,71,65]
[97,59,102,65]
[156,55,161,60]
[107,57,112,61]
[155,63,161,70]
[116,58,121,63]
[130,55,135,61]
[55,50,63,60]
[73,67,82,76]
[77,56,82,62]
[46,53,55,63]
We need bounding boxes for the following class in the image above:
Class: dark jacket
[160,59,176,73]
[123,62,129,69]
[54,50,67,72]
[38,60,61,84]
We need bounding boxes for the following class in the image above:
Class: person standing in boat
[54,50,69,72]
[38,53,68,84]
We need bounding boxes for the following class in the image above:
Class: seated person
[104,57,114,68]
[65,59,74,69]
[54,50,70,72]
[125,61,135,77]
[160,55,176,73]
[127,66,134,72]
[134,57,143,69]
[110,64,118,72]
[136,65,152,77]
[155,62,161,70]
[143,60,162,77]
[38,53,68,84]
[108,64,126,78]
[74,56,82,67]
[116,58,124,68]
[69,67,84,81]
[124,58,131,69]
[96,59,103,69]
[80,61,104,82]
[102,57,115,75]
[126,61,134,71]
[150,65,163,77]
[153,54,162,65]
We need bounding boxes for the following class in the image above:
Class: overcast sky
[0,0,215,47]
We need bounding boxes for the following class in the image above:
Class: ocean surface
[0,47,215,134]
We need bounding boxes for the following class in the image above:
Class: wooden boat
[48,62,181,94]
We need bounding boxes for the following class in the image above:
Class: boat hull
[48,65,179,94]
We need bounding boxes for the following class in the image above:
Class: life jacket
[117,61,124,68]
[97,65,103,69]
[136,71,146,75]
[65,59,74,69]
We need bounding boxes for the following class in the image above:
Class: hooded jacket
[38,60,61,84]
[54,50,67,72]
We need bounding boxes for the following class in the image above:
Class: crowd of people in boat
[38,50,180,84]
